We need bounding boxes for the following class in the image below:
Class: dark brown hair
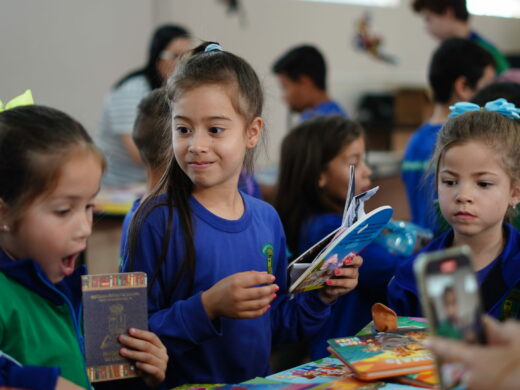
[412,0,469,21]
[0,105,105,226]
[274,115,363,256]
[126,42,264,301]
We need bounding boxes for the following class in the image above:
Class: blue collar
[0,249,85,307]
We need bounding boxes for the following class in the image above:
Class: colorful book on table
[266,357,351,384]
[327,329,435,381]
[287,165,393,294]
[393,369,439,389]
[82,272,148,382]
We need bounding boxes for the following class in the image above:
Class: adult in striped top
[97,24,191,187]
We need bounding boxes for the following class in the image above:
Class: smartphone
[414,246,486,389]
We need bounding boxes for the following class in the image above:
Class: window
[297,0,399,7]
[468,0,520,18]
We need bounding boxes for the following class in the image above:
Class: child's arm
[116,328,168,388]
[0,350,81,390]
[318,255,363,303]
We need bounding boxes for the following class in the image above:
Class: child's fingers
[236,305,271,319]
[333,267,359,279]
[325,278,358,290]
[236,271,276,288]
[237,295,275,311]
[240,284,279,301]
[345,255,363,268]
[127,328,164,348]
[135,361,164,378]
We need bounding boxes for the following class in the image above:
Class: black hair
[115,24,190,90]
[272,45,327,91]
[412,0,469,21]
[274,115,363,257]
[127,42,263,302]
[471,82,520,107]
[429,38,495,104]
[0,105,105,226]
[133,88,172,170]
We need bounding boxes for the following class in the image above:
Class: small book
[394,370,439,389]
[287,166,393,294]
[266,357,351,384]
[82,272,148,382]
[327,329,435,381]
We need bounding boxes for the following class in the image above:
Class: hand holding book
[318,255,363,304]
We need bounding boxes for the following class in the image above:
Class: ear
[318,171,327,188]
[299,75,315,89]
[510,182,520,208]
[0,199,11,233]
[245,117,263,149]
[453,75,474,102]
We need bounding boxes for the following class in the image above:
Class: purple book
[82,272,148,382]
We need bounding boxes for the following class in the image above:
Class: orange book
[327,329,434,381]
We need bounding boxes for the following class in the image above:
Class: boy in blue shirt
[272,45,347,122]
[402,37,495,233]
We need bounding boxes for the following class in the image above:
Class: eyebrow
[173,115,232,122]
[50,187,101,201]
[439,169,498,177]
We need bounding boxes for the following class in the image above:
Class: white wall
[0,0,153,136]
[164,0,520,167]
[1,0,519,168]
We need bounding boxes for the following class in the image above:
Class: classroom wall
[160,0,520,167]
[1,0,519,168]
[0,0,153,136]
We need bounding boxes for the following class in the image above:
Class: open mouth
[60,252,80,276]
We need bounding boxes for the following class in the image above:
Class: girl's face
[0,151,102,283]
[319,136,372,203]
[438,140,520,241]
[172,84,262,194]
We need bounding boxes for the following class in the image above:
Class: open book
[287,166,393,294]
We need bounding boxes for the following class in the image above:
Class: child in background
[0,105,167,390]
[275,115,404,360]
[388,99,520,320]
[401,37,495,233]
[120,88,172,258]
[123,43,362,387]
[271,45,347,122]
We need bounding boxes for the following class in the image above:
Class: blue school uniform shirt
[387,224,520,319]
[300,100,348,122]
[121,193,332,387]
[401,122,443,233]
[298,213,403,360]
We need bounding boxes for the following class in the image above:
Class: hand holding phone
[415,246,486,389]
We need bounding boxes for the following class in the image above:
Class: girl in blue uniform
[0,103,167,389]
[123,43,362,387]
[275,115,404,360]
[388,99,520,321]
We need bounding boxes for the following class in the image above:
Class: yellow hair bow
[0,90,34,112]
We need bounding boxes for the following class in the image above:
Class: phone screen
[416,247,486,389]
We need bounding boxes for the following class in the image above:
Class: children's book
[288,166,393,294]
[357,316,428,337]
[313,377,421,390]
[82,272,148,382]
[327,329,435,381]
[266,357,351,384]
[393,370,439,389]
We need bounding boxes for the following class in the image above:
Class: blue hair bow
[449,98,520,119]
[205,43,222,53]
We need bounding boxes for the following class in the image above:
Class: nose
[76,209,93,241]
[188,130,209,154]
[455,183,473,203]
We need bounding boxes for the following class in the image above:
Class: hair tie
[0,90,34,113]
[205,43,223,53]
[449,98,520,119]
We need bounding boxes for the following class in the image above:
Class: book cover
[266,357,351,384]
[287,166,393,294]
[82,272,148,382]
[327,329,434,381]
[393,369,439,389]
[357,316,428,337]
[313,377,421,390]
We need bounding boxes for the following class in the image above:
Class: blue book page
[288,206,393,294]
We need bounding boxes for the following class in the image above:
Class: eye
[55,209,71,216]
[209,127,224,134]
[478,181,493,188]
[86,203,95,211]
[441,179,456,186]
[175,126,190,134]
